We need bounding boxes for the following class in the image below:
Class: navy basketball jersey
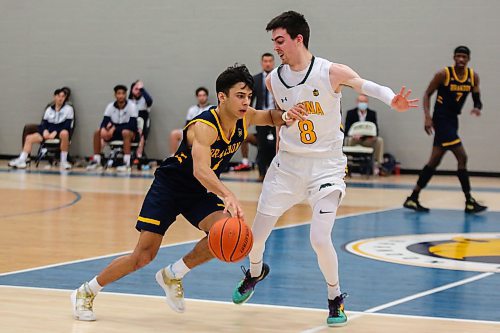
[434,66,475,116]
[159,107,247,191]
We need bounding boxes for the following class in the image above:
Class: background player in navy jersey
[404,46,487,214]
[71,64,304,321]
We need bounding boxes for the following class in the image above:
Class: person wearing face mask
[344,94,384,173]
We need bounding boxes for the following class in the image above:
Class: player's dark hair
[196,86,209,96]
[261,52,274,59]
[266,11,310,49]
[454,45,470,56]
[61,86,71,99]
[216,64,254,97]
[53,88,67,96]
[114,84,128,93]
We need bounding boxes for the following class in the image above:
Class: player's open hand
[287,103,308,122]
[391,87,419,112]
[223,193,245,222]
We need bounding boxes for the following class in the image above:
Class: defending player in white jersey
[232,11,418,327]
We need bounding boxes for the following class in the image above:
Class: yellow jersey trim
[451,66,468,83]
[442,138,461,147]
[211,108,234,144]
[217,203,225,208]
[444,67,451,86]
[138,216,160,226]
[243,114,248,139]
[470,68,475,87]
[184,118,218,133]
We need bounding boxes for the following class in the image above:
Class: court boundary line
[0,206,400,277]
[2,167,500,192]
[1,284,499,327]
[300,272,496,333]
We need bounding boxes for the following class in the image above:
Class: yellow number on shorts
[456,92,463,102]
[298,120,317,144]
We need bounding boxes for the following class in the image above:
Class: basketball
[208,217,253,263]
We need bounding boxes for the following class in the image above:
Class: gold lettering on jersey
[450,84,471,92]
[302,101,324,115]
[175,152,188,163]
[211,142,242,159]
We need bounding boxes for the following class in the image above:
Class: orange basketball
[208,217,253,263]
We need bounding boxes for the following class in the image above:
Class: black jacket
[344,108,378,136]
[251,72,273,110]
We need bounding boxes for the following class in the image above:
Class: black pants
[256,126,276,177]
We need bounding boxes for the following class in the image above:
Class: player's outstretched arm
[190,122,244,220]
[247,103,307,128]
[330,63,418,112]
[246,107,285,127]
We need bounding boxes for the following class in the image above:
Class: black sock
[410,190,420,200]
[416,165,436,190]
[457,169,472,201]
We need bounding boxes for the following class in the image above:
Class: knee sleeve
[310,191,341,286]
[249,212,279,264]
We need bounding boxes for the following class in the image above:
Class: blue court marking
[0,182,81,219]
[0,209,498,322]
[2,167,500,193]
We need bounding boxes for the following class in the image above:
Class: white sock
[87,276,103,295]
[93,154,101,164]
[327,282,341,300]
[19,152,28,161]
[168,259,190,279]
[60,151,68,163]
[123,154,131,166]
[249,212,279,277]
[242,158,249,165]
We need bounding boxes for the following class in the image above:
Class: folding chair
[342,121,377,176]
[34,118,76,167]
[104,117,144,169]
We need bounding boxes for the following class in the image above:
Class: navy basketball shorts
[38,125,70,138]
[433,116,461,149]
[105,124,136,142]
[136,170,225,235]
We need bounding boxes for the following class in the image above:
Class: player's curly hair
[216,64,254,97]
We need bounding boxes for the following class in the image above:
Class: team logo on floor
[345,233,500,272]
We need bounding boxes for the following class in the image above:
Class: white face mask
[357,102,368,110]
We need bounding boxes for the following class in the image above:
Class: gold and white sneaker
[71,282,96,321]
[155,267,185,313]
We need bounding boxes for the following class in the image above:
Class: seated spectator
[344,94,385,174]
[169,87,214,155]
[129,80,153,161]
[87,85,138,171]
[10,88,74,169]
[22,86,73,146]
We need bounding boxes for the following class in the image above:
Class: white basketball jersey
[270,57,344,156]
